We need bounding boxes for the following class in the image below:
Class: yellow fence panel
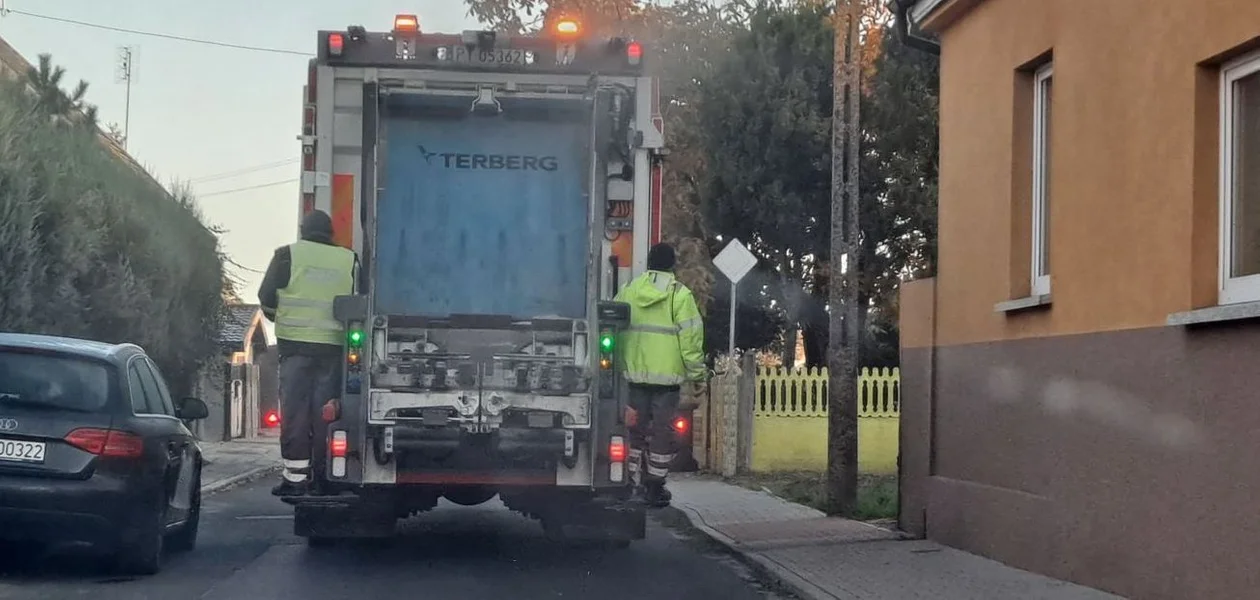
[751,367,901,474]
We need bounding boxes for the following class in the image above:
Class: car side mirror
[177,397,210,420]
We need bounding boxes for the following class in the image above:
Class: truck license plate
[0,438,45,463]
[451,47,534,66]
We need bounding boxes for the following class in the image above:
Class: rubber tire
[116,496,166,576]
[167,468,201,553]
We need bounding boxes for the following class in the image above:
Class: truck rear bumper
[392,426,569,455]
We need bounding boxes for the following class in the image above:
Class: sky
[0,0,480,300]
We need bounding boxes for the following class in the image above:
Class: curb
[201,464,282,496]
[674,504,837,600]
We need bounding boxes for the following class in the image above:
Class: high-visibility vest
[274,240,355,346]
[613,271,706,385]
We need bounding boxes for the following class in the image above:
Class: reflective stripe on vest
[275,240,355,346]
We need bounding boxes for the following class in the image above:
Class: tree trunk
[781,327,798,369]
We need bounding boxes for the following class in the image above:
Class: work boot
[271,478,308,498]
[644,481,671,508]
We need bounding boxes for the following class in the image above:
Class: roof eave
[909,0,985,33]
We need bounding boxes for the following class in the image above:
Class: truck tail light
[65,428,144,459]
[327,33,345,57]
[330,430,348,478]
[608,435,626,483]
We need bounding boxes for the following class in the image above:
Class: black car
[0,333,209,575]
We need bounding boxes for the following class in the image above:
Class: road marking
[235,515,293,520]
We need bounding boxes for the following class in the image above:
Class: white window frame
[1031,63,1053,296]
[1220,51,1260,305]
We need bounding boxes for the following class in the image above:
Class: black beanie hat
[647,243,676,271]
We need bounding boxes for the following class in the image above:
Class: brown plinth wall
[899,279,1260,600]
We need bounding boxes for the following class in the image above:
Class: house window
[1221,51,1260,304]
[1031,63,1053,296]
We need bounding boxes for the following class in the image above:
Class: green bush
[0,78,225,396]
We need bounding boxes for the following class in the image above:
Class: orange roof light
[394,14,420,33]
[555,18,580,36]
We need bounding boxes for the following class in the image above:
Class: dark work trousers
[279,354,342,484]
[626,383,680,485]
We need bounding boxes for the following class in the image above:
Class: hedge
[0,78,225,396]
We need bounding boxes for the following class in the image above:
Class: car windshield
[0,351,110,412]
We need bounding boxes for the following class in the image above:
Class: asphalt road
[0,479,789,600]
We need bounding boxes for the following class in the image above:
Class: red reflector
[321,400,340,423]
[328,33,345,56]
[673,416,689,435]
[609,438,627,462]
[65,428,144,458]
[330,435,348,458]
[263,410,280,427]
[627,41,643,62]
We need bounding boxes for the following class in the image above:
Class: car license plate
[450,46,534,66]
[0,438,45,463]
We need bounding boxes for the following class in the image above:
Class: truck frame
[283,16,667,547]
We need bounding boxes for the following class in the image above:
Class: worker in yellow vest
[258,210,357,497]
[615,243,706,508]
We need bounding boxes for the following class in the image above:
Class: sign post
[712,239,758,358]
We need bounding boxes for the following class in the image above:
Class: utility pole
[826,0,864,516]
[114,46,134,148]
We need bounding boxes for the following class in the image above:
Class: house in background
[193,304,277,441]
[898,1,1260,599]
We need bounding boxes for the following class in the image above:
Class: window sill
[1166,301,1260,326]
[994,294,1052,314]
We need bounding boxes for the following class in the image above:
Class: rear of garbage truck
[286,14,667,546]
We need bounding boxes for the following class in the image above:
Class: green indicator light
[348,330,364,347]
[599,333,614,352]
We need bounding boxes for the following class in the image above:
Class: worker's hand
[624,407,639,427]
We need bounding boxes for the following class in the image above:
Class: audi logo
[0,418,17,432]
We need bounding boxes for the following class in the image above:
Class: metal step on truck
[283,13,669,547]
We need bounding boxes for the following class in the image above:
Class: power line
[190,158,300,183]
[6,9,313,57]
[199,178,298,198]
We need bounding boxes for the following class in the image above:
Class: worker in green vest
[615,243,706,508]
[258,210,358,497]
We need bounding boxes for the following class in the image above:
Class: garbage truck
[282,14,668,547]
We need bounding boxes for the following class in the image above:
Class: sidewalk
[669,475,1122,600]
[199,431,281,495]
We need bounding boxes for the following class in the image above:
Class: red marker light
[264,410,280,427]
[627,41,643,65]
[673,416,689,435]
[328,33,345,56]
